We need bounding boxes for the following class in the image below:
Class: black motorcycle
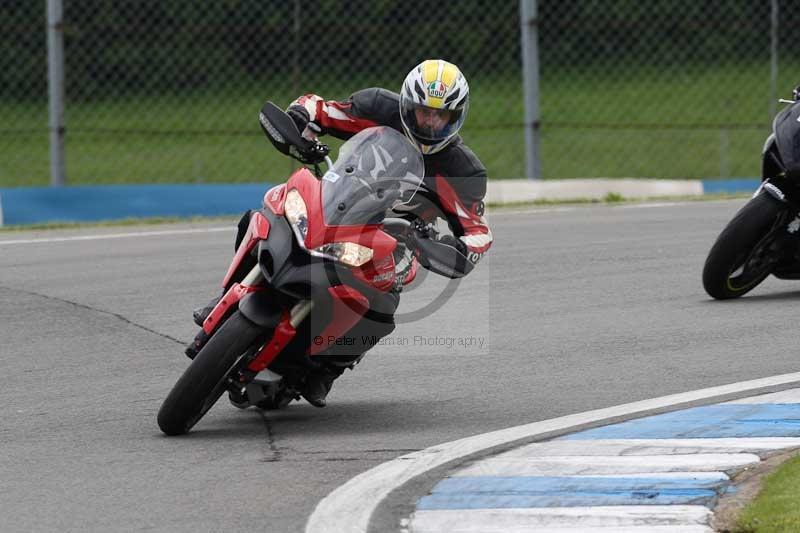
[703,87,800,299]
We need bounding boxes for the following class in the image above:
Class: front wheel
[158,311,264,436]
[702,192,787,299]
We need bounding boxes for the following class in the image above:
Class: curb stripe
[430,475,729,493]
[561,404,800,440]
[405,506,713,531]
[407,390,800,531]
[452,454,760,477]
[305,372,800,533]
[499,438,800,457]
[416,490,719,510]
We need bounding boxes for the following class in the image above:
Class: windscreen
[321,127,425,226]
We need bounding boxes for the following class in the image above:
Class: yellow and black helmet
[400,59,470,155]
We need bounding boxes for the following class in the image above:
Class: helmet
[400,59,470,155]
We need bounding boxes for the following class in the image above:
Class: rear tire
[702,192,786,299]
[158,311,263,436]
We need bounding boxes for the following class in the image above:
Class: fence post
[769,0,779,119]
[47,0,67,186]
[519,0,541,180]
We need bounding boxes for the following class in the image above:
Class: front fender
[239,291,282,329]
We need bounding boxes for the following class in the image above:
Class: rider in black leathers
[197,59,493,407]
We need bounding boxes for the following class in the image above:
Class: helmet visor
[400,97,467,145]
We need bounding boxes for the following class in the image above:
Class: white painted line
[497,438,800,458]
[410,522,712,533]
[726,388,800,404]
[483,178,704,204]
[452,454,760,477]
[305,371,800,533]
[406,505,712,531]
[618,202,693,209]
[488,207,577,216]
[490,200,707,218]
[0,226,230,246]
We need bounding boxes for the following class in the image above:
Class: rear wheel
[157,311,264,436]
[702,192,787,299]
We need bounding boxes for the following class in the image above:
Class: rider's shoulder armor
[425,139,488,201]
[349,88,403,131]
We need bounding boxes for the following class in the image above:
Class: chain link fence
[538,0,794,181]
[1,1,798,187]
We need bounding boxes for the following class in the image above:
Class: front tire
[702,192,786,299]
[158,311,264,436]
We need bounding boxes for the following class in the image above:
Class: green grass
[734,455,800,532]
[1,63,794,186]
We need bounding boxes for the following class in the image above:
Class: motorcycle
[157,102,471,435]
[703,87,800,299]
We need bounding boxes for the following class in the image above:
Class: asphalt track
[2,199,800,532]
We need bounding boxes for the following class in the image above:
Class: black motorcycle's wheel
[157,311,263,436]
[702,192,787,300]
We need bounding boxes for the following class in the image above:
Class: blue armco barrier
[701,178,760,194]
[0,183,277,225]
[0,178,766,226]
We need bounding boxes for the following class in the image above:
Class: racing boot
[192,294,222,326]
[300,365,346,408]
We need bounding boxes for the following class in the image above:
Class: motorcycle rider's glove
[408,225,473,278]
[287,105,310,133]
[411,223,465,255]
[287,105,323,138]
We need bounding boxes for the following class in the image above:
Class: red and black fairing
[194,167,404,374]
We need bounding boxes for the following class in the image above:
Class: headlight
[284,189,308,240]
[314,242,373,267]
[285,189,372,267]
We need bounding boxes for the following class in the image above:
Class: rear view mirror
[259,101,305,156]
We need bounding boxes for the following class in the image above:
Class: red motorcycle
[157,103,471,435]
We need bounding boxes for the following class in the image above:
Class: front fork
[185,265,264,359]
[229,273,315,407]
[754,180,800,235]
[742,183,800,279]
[188,263,315,379]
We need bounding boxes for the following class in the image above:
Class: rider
[197,59,493,407]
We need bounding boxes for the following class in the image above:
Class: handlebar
[382,217,471,279]
[382,217,413,241]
